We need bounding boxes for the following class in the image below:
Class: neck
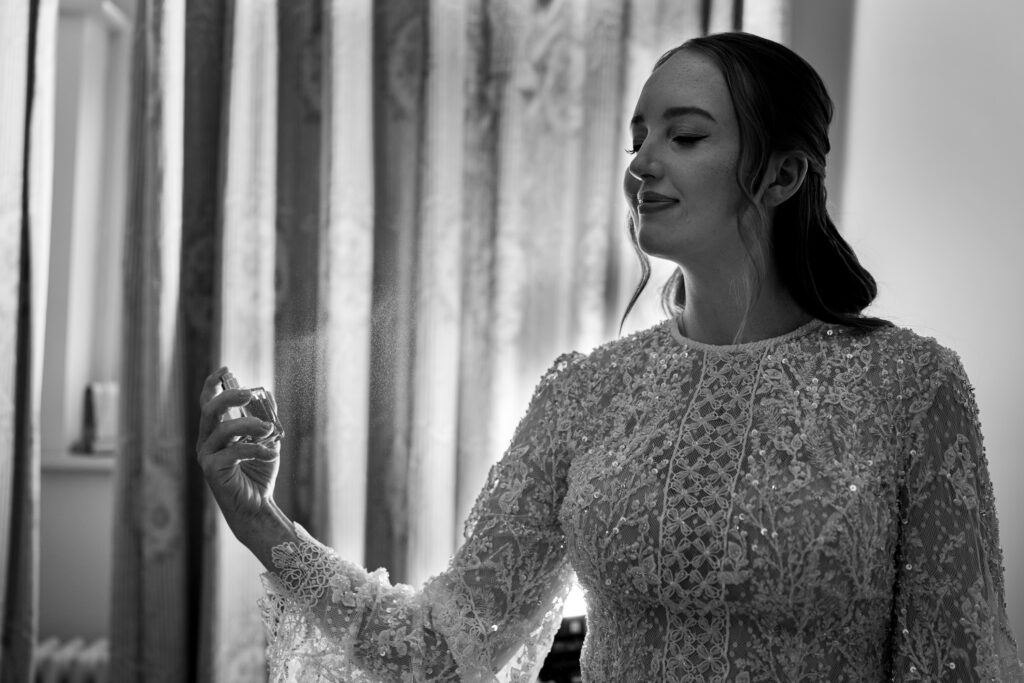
[677,267,812,346]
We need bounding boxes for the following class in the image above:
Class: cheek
[688,168,746,222]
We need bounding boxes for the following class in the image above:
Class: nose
[627,142,661,182]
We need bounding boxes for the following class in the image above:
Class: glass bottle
[220,370,284,447]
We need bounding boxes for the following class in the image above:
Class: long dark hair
[620,32,891,337]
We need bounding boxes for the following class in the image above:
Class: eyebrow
[630,106,717,128]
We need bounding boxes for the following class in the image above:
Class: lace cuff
[258,525,572,682]
[260,523,388,681]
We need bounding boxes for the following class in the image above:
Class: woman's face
[624,50,750,267]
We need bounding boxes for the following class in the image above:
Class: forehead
[632,50,734,124]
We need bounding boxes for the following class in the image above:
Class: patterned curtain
[350,0,635,589]
[106,0,787,680]
[109,0,190,679]
[0,1,56,681]
[109,0,278,680]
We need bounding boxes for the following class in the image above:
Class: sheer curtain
[106,0,783,680]
[0,2,56,681]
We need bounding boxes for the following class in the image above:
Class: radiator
[33,637,108,683]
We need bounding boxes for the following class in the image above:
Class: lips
[637,190,678,214]
[639,191,676,203]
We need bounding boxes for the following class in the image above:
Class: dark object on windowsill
[538,615,585,683]
[72,381,119,454]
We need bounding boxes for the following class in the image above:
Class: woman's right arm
[196,354,584,682]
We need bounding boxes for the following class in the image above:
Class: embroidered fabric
[260,318,1024,681]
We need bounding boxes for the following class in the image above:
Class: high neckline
[666,315,826,352]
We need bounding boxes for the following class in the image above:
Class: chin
[636,223,679,260]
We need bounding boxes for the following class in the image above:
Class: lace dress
[260,318,1024,681]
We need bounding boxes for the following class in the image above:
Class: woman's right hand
[195,367,281,532]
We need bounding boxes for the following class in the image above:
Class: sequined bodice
[562,319,905,679]
[259,319,1023,682]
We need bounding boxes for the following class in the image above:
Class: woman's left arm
[892,350,1024,681]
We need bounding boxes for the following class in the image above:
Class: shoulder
[584,320,672,367]
[851,321,974,419]
[536,321,671,400]
[842,321,963,378]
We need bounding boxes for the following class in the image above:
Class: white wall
[842,0,1024,655]
[40,469,114,640]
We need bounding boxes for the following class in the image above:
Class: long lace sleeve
[891,350,1024,681]
[258,353,583,682]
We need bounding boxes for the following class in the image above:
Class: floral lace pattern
[260,319,1024,681]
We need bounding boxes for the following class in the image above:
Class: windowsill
[42,452,115,473]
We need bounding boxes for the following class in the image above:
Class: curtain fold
[364,0,647,587]
[454,0,514,542]
[110,0,190,679]
[404,0,469,587]
[315,0,374,563]
[111,0,278,680]
[363,0,427,584]
[204,0,279,679]
[182,0,231,675]
[0,1,56,680]
[272,0,323,551]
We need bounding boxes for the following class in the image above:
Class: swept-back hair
[620,32,891,338]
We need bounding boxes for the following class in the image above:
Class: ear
[761,151,809,208]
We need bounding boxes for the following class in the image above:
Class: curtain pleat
[488,0,614,472]
[455,0,510,534]
[109,0,191,679]
[273,0,323,539]
[27,3,57,426]
[112,1,280,679]
[316,0,375,564]
[708,0,737,34]
[574,0,630,350]
[488,0,537,462]
[741,0,789,43]
[205,0,278,679]
[403,0,469,587]
[0,13,33,675]
[365,0,428,582]
[0,1,55,679]
[181,0,231,672]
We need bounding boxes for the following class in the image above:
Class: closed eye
[626,135,707,155]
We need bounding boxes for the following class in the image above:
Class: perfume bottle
[220,371,285,447]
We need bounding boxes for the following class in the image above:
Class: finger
[199,366,231,406]
[197,388,255,447]
[198,415,274,456]
[234,442,279,462]
[200,442,279,481]
[208,441,279,466]
[259,435,283,453]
